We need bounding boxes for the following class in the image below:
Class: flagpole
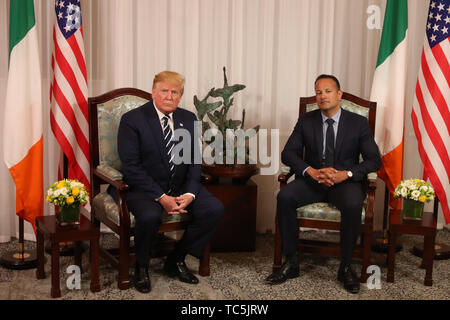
[369,0,408,255]
[1,0,41,270]
[0,217,38,270]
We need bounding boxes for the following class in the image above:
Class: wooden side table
[387,209,437,286]
[206,179,257,252]
[36,214,100,298]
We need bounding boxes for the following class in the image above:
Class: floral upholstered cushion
[92,192,191,227]
[280,165,372,224]
[297,202,366,223]
[97,95,149,170]
[281,165,291,174]
[93,192,136,227]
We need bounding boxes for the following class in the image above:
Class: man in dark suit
[117,71,224,293]
[265,75,381,294]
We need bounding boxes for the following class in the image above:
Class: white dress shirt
[153,104,195,202]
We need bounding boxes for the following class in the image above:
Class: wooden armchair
[273,92,377,283]
[88,88,210,290]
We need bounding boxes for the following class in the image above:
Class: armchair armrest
[278,165,294,186]
[94,165,129,191]
[364,172,377,221]
[92,165,132,229]
[367,172,377,190]
[96,164,123,180]
[367,172,377,198]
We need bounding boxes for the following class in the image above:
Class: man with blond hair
[116,71,224,293]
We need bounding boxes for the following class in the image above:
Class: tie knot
[326,118,334,126]
[162,115,170,125]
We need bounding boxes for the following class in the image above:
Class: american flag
[50,0,90,198]
[411,0,450,224]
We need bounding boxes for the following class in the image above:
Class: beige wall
[0,0,447,241]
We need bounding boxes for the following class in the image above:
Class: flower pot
[403,198,424,219]
[57,206,80,226]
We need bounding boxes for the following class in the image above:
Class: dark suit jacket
[116,101,202,201]
[282,108,381,182]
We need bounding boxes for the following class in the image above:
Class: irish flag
[3,0,43,232]
[370,0,408,210]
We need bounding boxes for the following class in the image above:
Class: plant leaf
[207,112,221,127]
[228,120,242,130]
[193,94,222,120]
[202,121,211,134]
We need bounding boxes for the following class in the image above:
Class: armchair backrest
[88,88,152,172]
[299,92,377,135]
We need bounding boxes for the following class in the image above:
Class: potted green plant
[194,67,260,183]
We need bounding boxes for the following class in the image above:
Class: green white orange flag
[370,0,408,210]
[3,0,43,232]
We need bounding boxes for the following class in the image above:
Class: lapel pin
[180,122,183,127]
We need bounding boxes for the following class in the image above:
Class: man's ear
[337,90,343,100]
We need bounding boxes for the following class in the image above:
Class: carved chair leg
[92,213,101,228]
[199,244,211,277]
[360,230,372,283]
[118,233,131,290]
[423,234,435,286]
[387,232,396,283]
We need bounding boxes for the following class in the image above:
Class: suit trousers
[277,177,365,265]
[127,187,224,268]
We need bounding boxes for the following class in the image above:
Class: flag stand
[411,198,450,260]
[0,217,37,270]
[412,243,450,260]
[372,187,403,253]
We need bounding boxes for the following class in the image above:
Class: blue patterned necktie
[162,115,175,177]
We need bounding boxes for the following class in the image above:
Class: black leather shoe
[134,265,151,293]
[265,261,300,285]
[164,260,199,284]
[337,264,360,294]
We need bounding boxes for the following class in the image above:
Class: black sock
[339,260,351,270]
[135,261,148,270]
[285,252,298,265]
[168,249,187,262]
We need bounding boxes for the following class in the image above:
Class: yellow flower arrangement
[394,178,435,203]
[45,179,89,208]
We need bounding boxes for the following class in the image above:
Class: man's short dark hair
[315,74,341,91]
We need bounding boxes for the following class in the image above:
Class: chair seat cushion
[297,202,366,223]
[93,192,191,227]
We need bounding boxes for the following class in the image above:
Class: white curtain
[1,0,439,242]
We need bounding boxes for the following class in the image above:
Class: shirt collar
[153,103,173,122]
[321,108,341,124]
